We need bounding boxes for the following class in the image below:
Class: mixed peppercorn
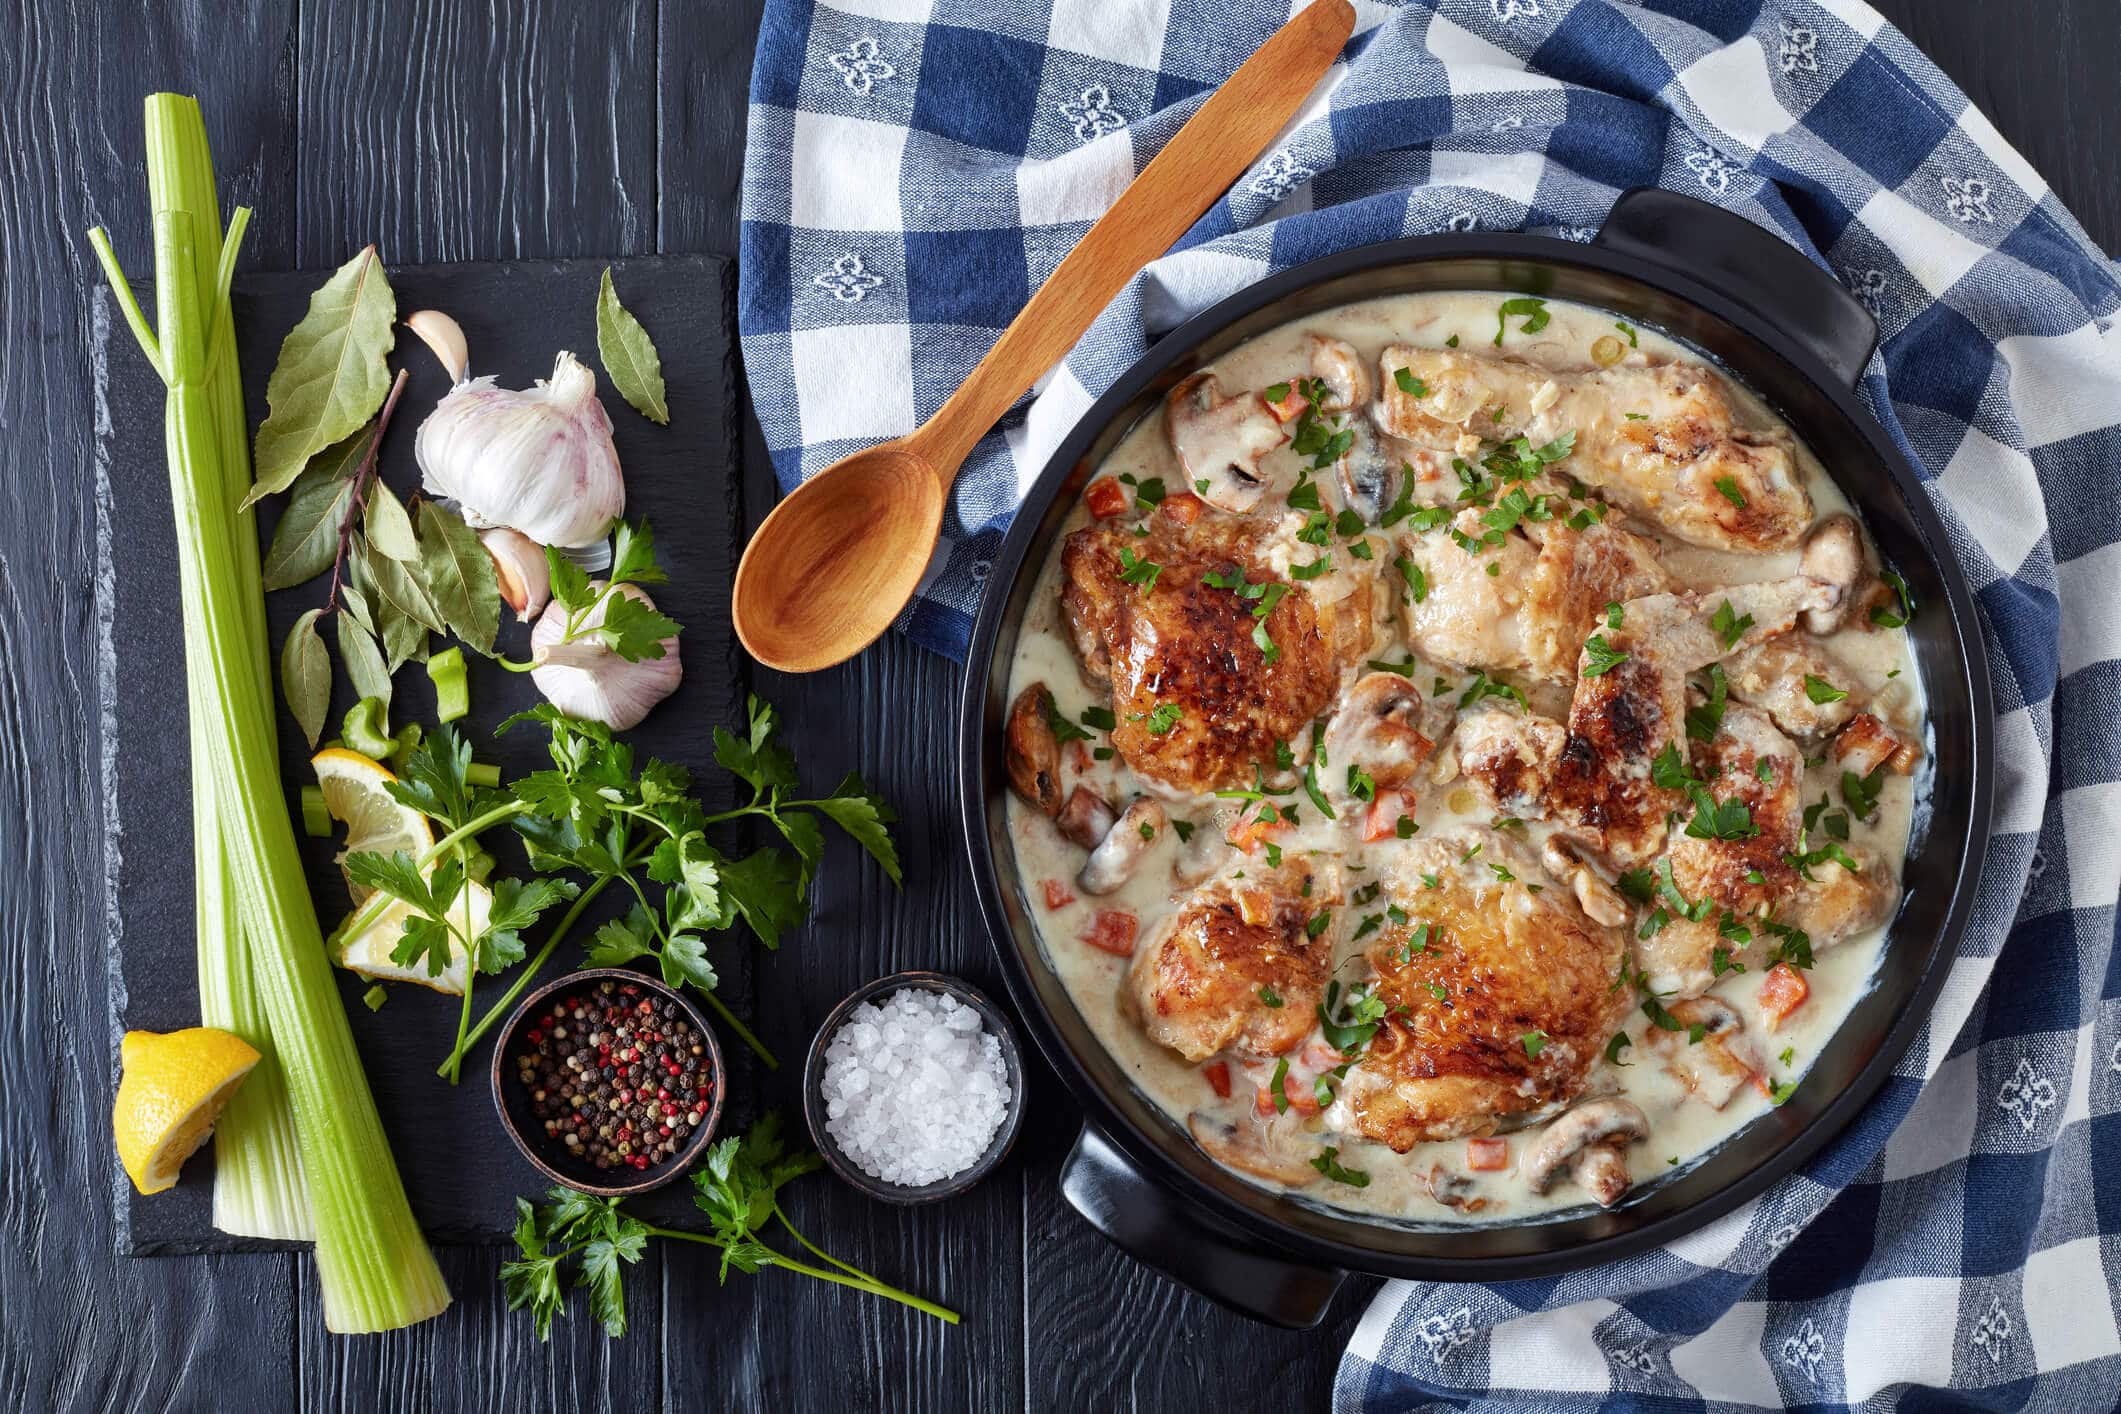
[513,979,717,1173]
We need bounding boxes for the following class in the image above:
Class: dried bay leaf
[247,246,397,506]
[280,608,332,749]
[337,611,393,710]
[378,592,429,673]
[416,500,501,654]
[260,424,371,589]
[359,531,447,636]
[595,267,668,425]
[365,480,421,562]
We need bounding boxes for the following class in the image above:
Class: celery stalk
[92,94,448,1332]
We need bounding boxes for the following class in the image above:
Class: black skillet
[959,188,1993,1328]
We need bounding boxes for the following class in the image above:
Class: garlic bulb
[529,584,681,730]
[480,527,551,622]
[415,350,624,548]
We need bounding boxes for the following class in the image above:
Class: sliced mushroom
[1798,514,1866,636]
[1420,1161,1487,1212]
[1006,684,1063,816]
[1649,997,1762,1111]
[1187,1111,1319,1186]
[1520,1098,1649,1207]
[1173,804,1237,885]
[1079,797,1167,895]
[1831,710,1920,777]
[1540,837,1630,929]
[1334,421,1408,524]
[1056,785,1118,850]
[1308,334,1368,412]
[1165,372,1286,513]
[1321,671,1439,803]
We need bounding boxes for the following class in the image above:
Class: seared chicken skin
[1062,510,1371,794]
[1373,347,1813,552]
[1335,829,1629,1150]
[1457,575,1838,869]
[1129,858,1340,1063]
[1399,502,1671,681]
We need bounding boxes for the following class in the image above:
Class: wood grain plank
[0,3,302,1412]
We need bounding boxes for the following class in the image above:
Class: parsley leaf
[1581,634,1629,676]
[1310,1146,1370,1187]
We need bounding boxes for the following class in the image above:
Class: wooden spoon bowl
[731,0,1357,672]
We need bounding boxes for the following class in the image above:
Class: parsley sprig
[501,1115,958,1337]
[501,518,683,669]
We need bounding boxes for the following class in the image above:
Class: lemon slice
[114,1027,262,1195]
[311,746,433,901]
[332,878,494,996]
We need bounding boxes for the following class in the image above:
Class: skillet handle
[1593,186,1879,388]
[1060,1123,1347,1329]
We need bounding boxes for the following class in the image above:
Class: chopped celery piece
[465,761,501,789]
[427,647,469,722]
[342,697,393,759]
[300,784,330,838]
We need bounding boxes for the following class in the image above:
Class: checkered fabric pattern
[739,1,2121,1406]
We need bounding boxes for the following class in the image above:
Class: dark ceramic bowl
[491,967,727,1197]
[801,971,1027,1204]
[960,188,1994,1326]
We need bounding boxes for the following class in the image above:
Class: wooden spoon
[732,0,1357,672]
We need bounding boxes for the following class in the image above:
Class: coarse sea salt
[820,987,1013,1187]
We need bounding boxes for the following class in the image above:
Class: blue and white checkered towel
[740,1,2121,1406]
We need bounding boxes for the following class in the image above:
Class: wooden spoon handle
[916,0,1355,477]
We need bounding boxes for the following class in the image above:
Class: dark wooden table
[3,3,2113,1409]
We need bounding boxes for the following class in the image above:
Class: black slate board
[102,255,751,1254]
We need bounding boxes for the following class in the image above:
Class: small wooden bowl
[802,971,1027,1204]
[491,967,727,1197]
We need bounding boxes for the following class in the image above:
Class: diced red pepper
[1082,909,1139,956]
[1301,1040,1345,1071]
[1069,740,1091,772]
[1265,386,1310,423]
[1203,1060,1232,1099]
[1254,1073,1321,1117]
[1041,878,1075,911]
[1226,801,1289,855]
[1466,1137,1509,1171]
[1160,491,1204,526]
[1084,477,1129,519]
[1758,963,1810,1030]
[1362,790,1410,843]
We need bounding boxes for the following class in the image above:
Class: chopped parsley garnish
[1605,601,1624,630]
[1396,922,1432,961]
[1779,1046,1795,1067]
[1605,1031,1634,1066]
[1615,319,1638,348]
[1366,657,1419,677]
[1710,944,1746,977]
[1713,476,1746,508]
[1257,984,1284,1008]
[1116,546,1161,592]
[1785,841,1862,881]
[1347,764,1376,803]
[1139,820,1155,841]
[1581,634,1629,676]
[1296,511,1332,547]
[1395,816,1417,838]
[1136,702,1183,735]
[1459,842,1483,865]
[1446,334,1460,348]
[1377,470,1422,528]
[1457,672,1528,712]
[1769,1078,1799,1106]
[1756,759,1774,783]
[1133,477,1166,510]
[1397,554,1428,603]
[1803,674,1848,704]
[1488,861,1517,883]
[1263,841,1284,868]
[1352,913,1384,941]
[1274,738,1296,772]
[1710,599,1755,650]
[1305,908,1332,938]
[1420,872,1440,890]
[1651,741,1699,792]
[1172,819,1195,844]
[1046,693,1093,744]
[1686,664,1730,742]
[1270,1057,1292,1114]
[1428,981,1449,1002]
[1317,982,1388,1056]
[1521,1030,1548,1058]
[1623,411,1648,420]
[1843,763,1887,820]
[1290,554,1332,581]
[1764,918,1815,969]
[1684,786,1760,841]
[1494,295,1550,346]
[1263,381,1291,405]
[1302,763,1337,820]
[1310,1146,1370,1187]
[1082,705,1116,731]
[1871,569,1914,628]
[1393,366,1428,398]
[1285,474,1324,511]
[1616,868,1656,903]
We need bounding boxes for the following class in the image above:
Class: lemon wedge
[311,746,433,902]
[113,1027,262,1195]
[331,879,494,996]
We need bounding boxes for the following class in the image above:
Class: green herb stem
[692,987,780,1071]
[645,1226,958,1324]
[439,870,618,1080]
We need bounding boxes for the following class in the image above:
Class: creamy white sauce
[1006,293,1924,1224]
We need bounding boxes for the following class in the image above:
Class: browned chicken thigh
[1335,829,1630,1150]
[1062,509,1371,794]
[1457,575,1839,869]
[1129,857,1340,1063]
[1373,347,1813,552]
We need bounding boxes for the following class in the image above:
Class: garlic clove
[528,583,681,731]
[405,309,470,385]
[415,350,624,549]
[480,526,551,621]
